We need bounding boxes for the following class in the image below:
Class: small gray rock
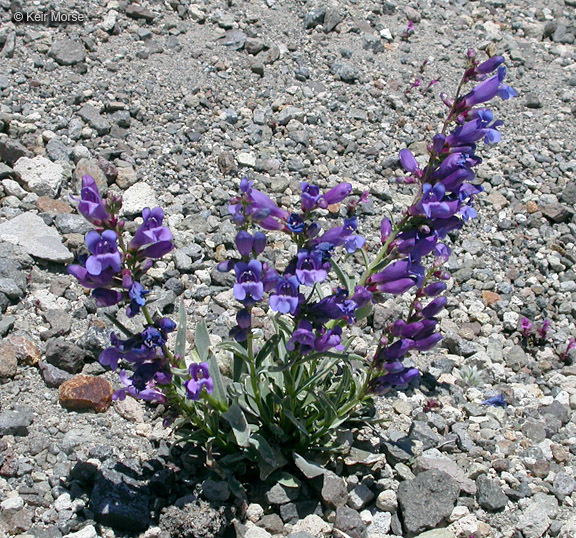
[476,474,508,511]
[331,62,359,83]
[45,338,85,374]
[0,409,33,436]
[334,506,366,538]
[78,105,111,136]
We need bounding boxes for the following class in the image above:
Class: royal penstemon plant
[68,50,516,487]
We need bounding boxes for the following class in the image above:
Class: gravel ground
[1,0,576,537]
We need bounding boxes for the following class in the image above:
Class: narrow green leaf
[293,453,326,478]
[208,351,227,406]
[228,474,247,501]
[222,403,250,448]
[329,259,352,295]
[174,299,187,357]
[195,320,211,362]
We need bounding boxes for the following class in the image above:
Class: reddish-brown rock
[482,290,501,307]
[59,375,113,413]
[6,334,41,365]
[35,197,73,214]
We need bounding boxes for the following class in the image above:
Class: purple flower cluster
[101,317,176,402]
[68,175,174,317]
[221,178,369,355]
[368,52,516,394]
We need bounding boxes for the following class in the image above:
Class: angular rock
[36,197,73,215]
[331,62,359,83]
[323,8,344,32]
[121,182,158,215]
[397,470,460,536]
[126,3,156,22]
[0,409,33,436]
[0,340,17,378]
[59,375,113,412]
[91,466,150,531]
[304,9,325,28]
[318,471,347,508]
[0,138,31,166]
[218,30,246,50]
[54,214,92,235]
[14,155,64,197]
[49,39,86,66]
[39,360,73,388]
[334,506,366,538]
[159,501,231,537]
[0,212,73,263]
[78,105,111,136]
[476,474,507,511]
[45,338,85,373]
[74,158,108,192]
[116,166,138,189]
[517,502,551,538]
[414,453,476,495]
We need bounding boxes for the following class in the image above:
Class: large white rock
[121,182,158,216]
[14,155,64,197]
[0,212,73,263]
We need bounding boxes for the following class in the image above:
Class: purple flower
[130,207,173,250]
[420,296,447,319]
[411,183,460,220]
[92,288,124,307]
[423,281,447,297]
[269,275,300,315]
[476,56,505,75]
[520,317,533,337]
[127,281,149,317]
[463,65,517,107]
[185,362,214,400]
[287,320,316,355]
[75,175,110,224]
[537,319,551,341]
[308,289,358,325]
[399,149,421,175]
[351,286,372,309]
[370,367,419,395]
[381,218,392,242]
[368,259,425,295]
[233,260,264,303]
[318,183,352,208]
[114,370,167,403]
[67,265,116,289]
[301,183,322,212]
[375,339,414,363]
[287,214,305,233]
[314,326,343,352]
[253,232,267,254]
[235,231,254,256]
[295,249,329,286]
[85,230,122,276]
[481,394,507,407]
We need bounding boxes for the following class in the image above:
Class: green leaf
[330,259,353,295]
[227,474,247,501]
[276,472,302,489]
[293,453,326,479]
[222,403,250,448]
[249,433,278,467]
[255,334,281,369]
[208,352,227,407]
[195,320,211,362]
[174,299,187,358]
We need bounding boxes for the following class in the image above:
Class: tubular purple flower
[423,281,447,297]
[411,333,442,351]
[287,320,316,355]
[142,241,175,259]
[287,214,305,233]
[477,56,505,74]
[295,249,329,286]
[375,339,414,363]
[301,183,322,212]
[380,218,392,242]
[85,230,122,276]
[115,370,167,403]
[521,317,533,337]
[314,326,343,352]
[236,309,251,329]
[67,265,116,289]
[235,231,254,256]
[399,149,420,175]
[127,282,149,318]
[130,207,173,250]
[92,288,124,307]
[185,362,213,400]
[351,286,372,309]
[76,175,110,224]
[420,296,447,319]
[318,183,352,208]
[269,275,300,315]
[233,260,264,303]
[253,232,267,254]
[250,188,290,220]
[370,367,419,395]
[432,134,446,154]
